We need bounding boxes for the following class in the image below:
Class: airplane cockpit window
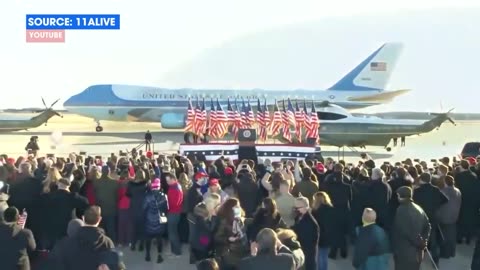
[317,112,347,120]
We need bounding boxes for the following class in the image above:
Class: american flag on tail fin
[269,100,283,136]
[281,100,292,142]
[184,98,196,133]
[257,99,267,142]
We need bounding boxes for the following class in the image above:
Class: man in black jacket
[145,130,152,151]
[62,205,125,270]
[239,228,295,270]
[0,207,36,270]
[42,178,89,249]
[324,163,352,259]
[455,160,480,244]
[413,172,449,265]
[292,197,319,270]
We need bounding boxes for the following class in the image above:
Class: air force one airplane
[64,42,409,132]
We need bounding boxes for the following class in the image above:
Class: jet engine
[160,113,186,129]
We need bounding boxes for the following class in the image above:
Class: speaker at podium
[238,129,257,142]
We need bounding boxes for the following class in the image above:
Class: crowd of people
[0,148,480,270]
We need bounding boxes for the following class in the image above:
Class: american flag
[256,99,267,142]
[281,100,292,142]
[195,98,207,135]
[184,98,196,133]
[215,99,229,138]
[208,99,218,138]
[246,100,255,126]
[240,99,247,129]
[305,100,319,141]
[269,100,283,136]
[179,143,317,163]
[370,62,387,71]
[303,100,311,131]
[294,100,304,143]
[233,99,242,141]
[263,99,270,130]
[227,99,235,129]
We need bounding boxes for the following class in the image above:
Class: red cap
[7,158,15,165]
[209,178,219,186]
[315,163,325,173]
[195,171,209,181]
[224,167,233,175]
[146,151,153,159]
[467,157,477,166]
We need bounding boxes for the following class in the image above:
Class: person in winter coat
[391,186,431,270]
[214,198,249,270]
[276,228,305,269]
[412,172,449,265]
[42,178,89,250]
[368,168,392,230]
[455,160,480,244]
[166,173,184,256]
[292,196,319,270]
[62,206,125,270]
[239,228,296,270]
[142,178,169,263]
[190,202,216,262]
[247,197,287,242]
[312,191,335,270]
[126,169,148,251]
[117,170,132,247]
[94,166,119,243]
[235,167,261,218]
[352,208,390,270]
[292,166,319,206]
[0,207,36,270]
[0,181,9,223]
[387,167,413,229]
[42,218,84,270]
[351,169,372,228]
[437,175,462,258]
[203,178,229,203]
[323,163,352,259]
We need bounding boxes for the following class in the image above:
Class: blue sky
[1,0,480,112]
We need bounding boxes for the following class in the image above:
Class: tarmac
[0,113,478,269]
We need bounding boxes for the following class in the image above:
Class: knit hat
[151,178,161,190]
[146,151,153,159]
[397,186,413,199]
[67,219,84,237]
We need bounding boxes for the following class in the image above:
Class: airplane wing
[347,89,411,102]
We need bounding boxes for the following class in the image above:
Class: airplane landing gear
[386,147,392,152]
[95,120,103,132]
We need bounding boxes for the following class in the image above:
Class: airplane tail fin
[328,42,403,92]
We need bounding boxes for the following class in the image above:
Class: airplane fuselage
[317,118,434,147]
[63,85,387,128]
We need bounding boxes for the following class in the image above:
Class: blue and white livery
[63,42,409,132]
